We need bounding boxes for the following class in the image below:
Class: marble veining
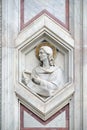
[24,0,66,23]
[24,111,66,127]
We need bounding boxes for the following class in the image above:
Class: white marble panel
[24,0,66,24]
[24,111,66,128]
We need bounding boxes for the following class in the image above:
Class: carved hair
[40,46,55,66]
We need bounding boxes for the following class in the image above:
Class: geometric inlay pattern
[16,12,74,122]
[20,0,69,29]
[24,0,66,23]
[20,104,69,130]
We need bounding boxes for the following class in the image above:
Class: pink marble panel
[20,0,69,30]
[20,104,69,130]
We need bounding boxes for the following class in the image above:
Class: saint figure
[22,44,64,97]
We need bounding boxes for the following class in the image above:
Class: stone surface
[1,0,87,130]
[0,1,2,129]
[15,14,74,121]
[24,111,66,128]
[20,104,69,129]
[83,0,87,129]
[24,0,66,23]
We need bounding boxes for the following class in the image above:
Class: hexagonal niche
[15,22,74,120]
[17,29,73,97]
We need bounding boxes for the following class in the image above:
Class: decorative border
[20,0,69,30]
[0,0,2,129]
[20,104,69,130]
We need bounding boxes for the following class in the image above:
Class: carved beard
[39,57,55,67]
[48,56,55,66]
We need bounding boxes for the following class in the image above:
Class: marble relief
[15,20,74,120]
[22,43,64,97]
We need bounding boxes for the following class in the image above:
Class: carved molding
[16,14,74,48]
[15,15,74,120]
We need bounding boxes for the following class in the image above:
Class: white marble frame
[18,33,71,87]
[15,15,74,84]
[16,28,74,90]
[2,0,86,130]
[15,15,74,120]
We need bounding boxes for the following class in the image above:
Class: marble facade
[0,0,87,130]
[24,0,66,23]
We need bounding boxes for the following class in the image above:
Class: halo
[35,42,57,59]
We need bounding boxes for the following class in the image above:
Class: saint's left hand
[32,76,40,85]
